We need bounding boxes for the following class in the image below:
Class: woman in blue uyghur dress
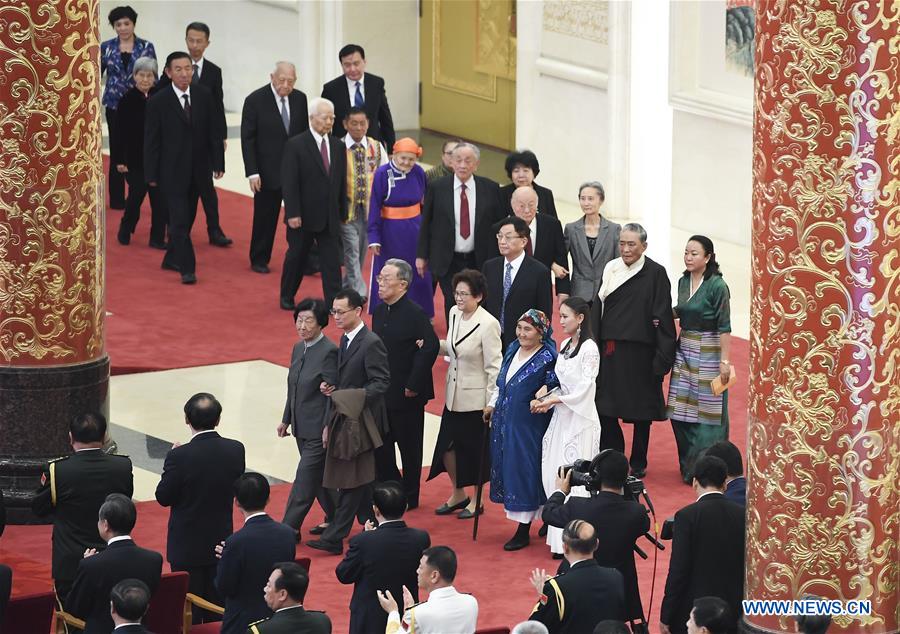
[485,309,559,551]
[367,138,434,317]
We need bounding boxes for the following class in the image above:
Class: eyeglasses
[376,275,399,284]
[453,291,472,298]
[496,233,524,242]
[329,307,356,316]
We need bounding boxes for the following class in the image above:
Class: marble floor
[105,115,751,501]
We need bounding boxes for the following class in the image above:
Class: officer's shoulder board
[108,452,131,459]
[248,617,269,633]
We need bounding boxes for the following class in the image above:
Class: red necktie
[320,137,330,175]
[459,183,470,239]
[526,235,533,256]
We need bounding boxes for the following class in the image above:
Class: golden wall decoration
[542,0,609,45]
[474,0,517,81]
[0,0,104,366]
[431,0,497,101]
[749,0,899,631]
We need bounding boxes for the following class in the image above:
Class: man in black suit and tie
[65,494,163,634]
[155,392,245,624]
[242,62,309,274]
[510,186,571,299]
[250,562,331,634]
[484,216,554,350]
[336,482,430,634]
[279,298,338,536]
[417,142,505,320]
[321,44,395,150]
[144,51,225,284]
[280,97,347,310]
[659,456,745,634]
[529,520,626,633]
[215,473,296,634]
[32,413,134,601]
[109,579,153,634]
[371,260,439,509]
[704,441,746,507]
[542,450,651,627]
[308,289,390,555]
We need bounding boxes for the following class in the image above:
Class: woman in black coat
[498,149,558,218]
[111,56,167,247]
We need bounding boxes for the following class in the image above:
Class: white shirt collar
[244,512,268,524]
[75,447,102,452]
[113,624,141,630]
[377,519,403,526]
[427,586,458,600]
[505,249,526,270]
[344,134,369,150]
[172,83,190,100]
[275,604,304,613]
[346,75,365,91]
[191,57,205,71]
[344,321,365,345]
[107,535,133,545]
[454,174,473,190]
[310,127,327,148]
[190,429,218,441]
[271,84,289,104]
[568,557,591,567]
[697,490,724,501]
[304,333,324,348]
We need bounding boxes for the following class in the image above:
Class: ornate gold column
[0,1,106,522]
[748,0,899,632]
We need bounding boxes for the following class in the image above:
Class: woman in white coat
[530,296,602,553]
[428,269,502,519]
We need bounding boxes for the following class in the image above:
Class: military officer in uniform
[529,520,626,633]
[32,412,134,600]
[248,561,331,633]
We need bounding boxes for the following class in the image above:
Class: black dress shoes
[306,539,342,555]
[181,273,197,284]
[308,523,328,535]
[631,467,647,478]
[251,264,270,274]
[435,498,470,515]
[117,225,130,245]
[148,239,167,250]
[209,230,233,247]
[280,297,295,311]
[161,261,180,272]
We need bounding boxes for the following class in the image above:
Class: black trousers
[599,416,651,472]
[188,179,222,234]
[250,188,283,266]
[280,224,342,305]
[161,186,199,275]
[105,107,126,208]
[171,563,222,624]
[0,564,10,625]
[319,484,374,548]
[377,406,425,507]
[121,168,167,243]
[282,436,333,530]
[436,251,477,321]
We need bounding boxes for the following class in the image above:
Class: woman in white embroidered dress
[531,296,602,554]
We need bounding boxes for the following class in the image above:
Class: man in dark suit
[510,186,571,298]
[242,62,309,273]
[279,97,347,310]
[594,223,676,478]
[32,413,134,600]
[65,494,163,634]
[704,441,746,506]
[530,520,626,633]
[250,562,331,633]
[336,481,430,634]
[484,216,554,349]
[543,450,651,627]
[659,456,745,634]
[371,260,439,509]
[109,579,153,634]
[321,44,395,150]
[279,298,338,536]
[309,289,390,555]
[157,22,232,247]
[155,392,245,624]
[145,51,226,284]
[215,473,296,634]
[417,142,505,320]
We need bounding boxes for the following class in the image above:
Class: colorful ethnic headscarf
[518,308,553,344]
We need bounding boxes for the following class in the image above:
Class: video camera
[560,458,645,501]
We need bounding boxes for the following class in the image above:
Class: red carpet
[2,174,750,632]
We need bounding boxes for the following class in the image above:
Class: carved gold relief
[432,0,497,101]
[0,0,104,365]
[749,0,898,631]
[474,0,516,81]
[542,0,609,45]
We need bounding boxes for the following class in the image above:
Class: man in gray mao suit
[279,298,339,538]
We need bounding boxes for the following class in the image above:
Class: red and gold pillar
[748,0,899,631]
[0,0,107,522]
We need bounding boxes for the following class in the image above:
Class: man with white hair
[240,62,309,274]
[279,97,347,309]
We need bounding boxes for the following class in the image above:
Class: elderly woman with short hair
[563,181,621,304]
[111,56,167,248]
[499,150,558,218]
[101,5,156,209]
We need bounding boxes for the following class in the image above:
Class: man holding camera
[542,450,650,629]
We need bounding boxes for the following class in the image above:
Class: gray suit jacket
[564,215,621,302]
[282,337,339,438]
[336,326,390,434]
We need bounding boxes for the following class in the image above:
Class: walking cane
[472,418,490,541]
